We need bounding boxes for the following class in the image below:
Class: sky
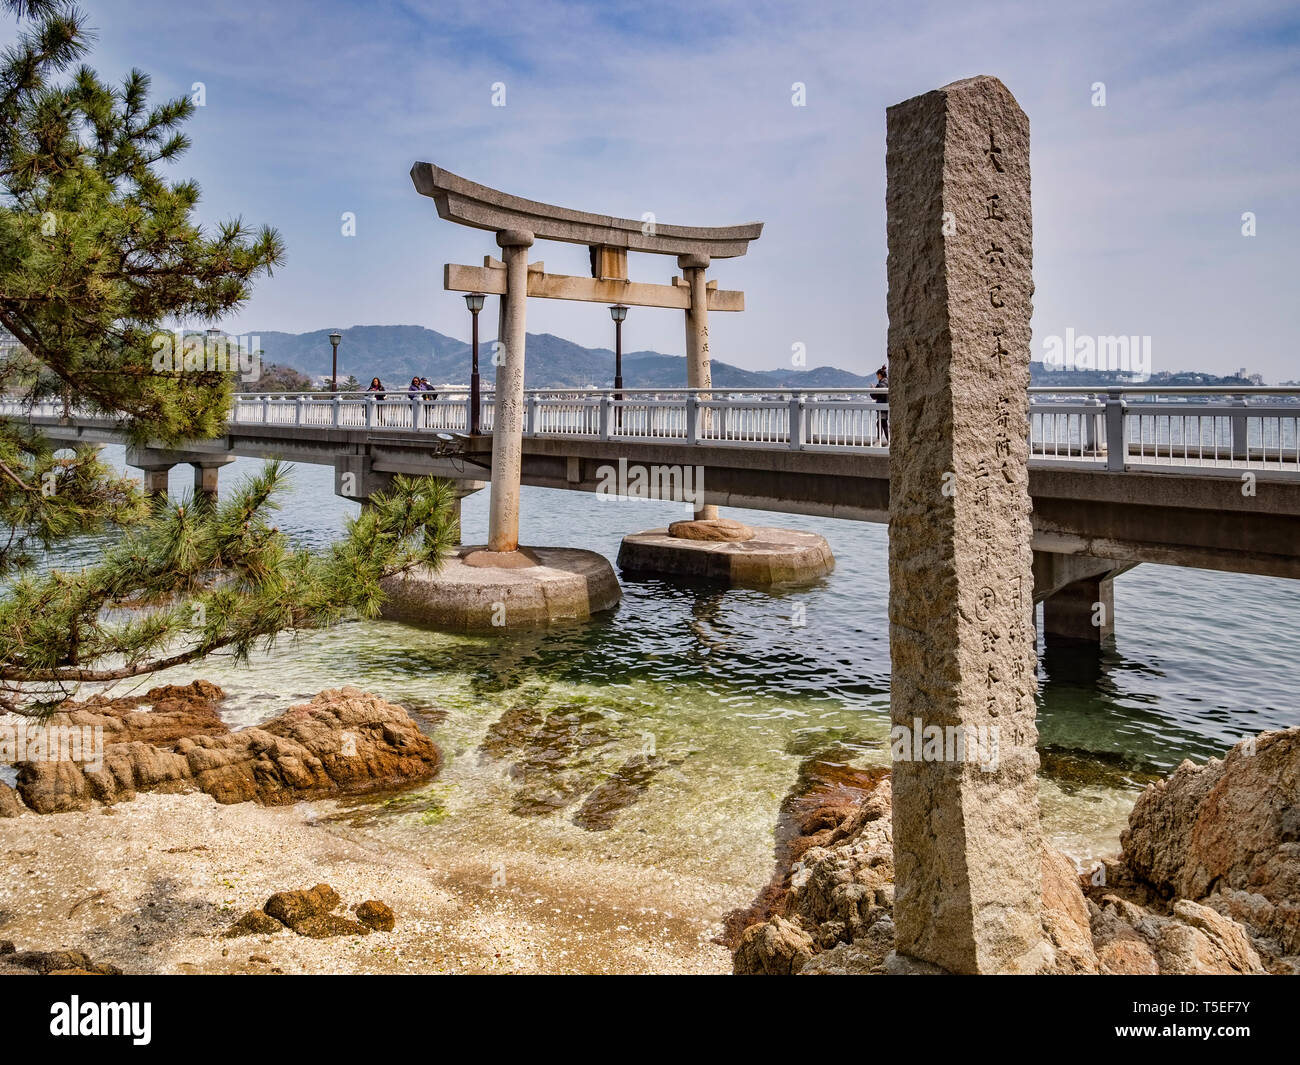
[6,0,1299,379]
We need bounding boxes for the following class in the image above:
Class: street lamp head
[329,331,341,346]
[464,292,486,313]
[609,304,628,323]
[206,327,221,337]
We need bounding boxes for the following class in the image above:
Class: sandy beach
[0,790,737,975]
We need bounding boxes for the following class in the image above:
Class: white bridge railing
[5,386,1300,473]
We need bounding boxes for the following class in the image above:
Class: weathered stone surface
[618,526,834,586]
[1111,728,1300,968]
[1040,846,1099,974]
[666,518,754,542]
[263,884,341,927]
[380,546,621,630]
[187,688,441,805]
[733,916,815,975]
[730,762,1098,976]
[222,910,286,938]
[11,686,441,814]
[292,914,370,939]
[1088,894,1264,975]
[885,75,1042,973]
[356,900,396,932]
[0,780,23,817]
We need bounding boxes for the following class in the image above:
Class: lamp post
[329,331,342,392]
[464,292,486,434]
[610,304,627,429]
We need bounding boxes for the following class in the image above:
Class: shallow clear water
[30,448,1300,875]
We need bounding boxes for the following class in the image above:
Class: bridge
[5,384,1299,645]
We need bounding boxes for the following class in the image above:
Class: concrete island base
[379,545,622,631]
[617,525,835,587]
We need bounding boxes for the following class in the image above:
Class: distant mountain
[246,325,1262,391]
[247,325,876,390]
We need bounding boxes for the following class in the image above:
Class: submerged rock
[571,754,662,831]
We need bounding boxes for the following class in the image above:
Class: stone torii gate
[410,163,763,553]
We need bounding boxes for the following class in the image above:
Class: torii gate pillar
[488,228,534,553]
[679,252,719,521]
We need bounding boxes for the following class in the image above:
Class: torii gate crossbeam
[411,162,764,551]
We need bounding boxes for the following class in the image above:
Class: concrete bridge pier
[331,456,485,544]
[192,457,236,501]
[1032,552,1136,646]
[125,446,235,500]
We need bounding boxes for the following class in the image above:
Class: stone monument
[885,75,1046,974]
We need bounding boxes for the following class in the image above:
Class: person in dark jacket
[367,377,387,425]
[873,364,889,444]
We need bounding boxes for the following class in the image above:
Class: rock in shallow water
[14,685,441,813]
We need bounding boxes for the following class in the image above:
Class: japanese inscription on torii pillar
[885,76,1047,974]
[410,164,762,549]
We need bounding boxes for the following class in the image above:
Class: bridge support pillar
[1032,552,1135,647]
[1042,573,1115,645]
[141,466,172,497]
[334,454,394,503]
[127,446,234,500]
[443,481,486,543]
[191,457,237,501]
[679,252,719,522]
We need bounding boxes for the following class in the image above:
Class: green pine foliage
[0,2,459,711]
[0,465,459,710]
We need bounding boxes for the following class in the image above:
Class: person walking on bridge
[367,376,387,426]
[873,364,889,445]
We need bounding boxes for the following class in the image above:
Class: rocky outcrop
[728,757,902,975]
[11,685,441,814]
[1097,728,1300,973]
[730,743,1278,976]
[0,941,122,975]
[0,780,21,817]
[185,689,441,806]
[1088,896,1264,975]
[222,910,286,938]
[220,884,394,940]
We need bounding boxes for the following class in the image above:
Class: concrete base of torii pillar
[616,518,834,588]
[378,545,620,631]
